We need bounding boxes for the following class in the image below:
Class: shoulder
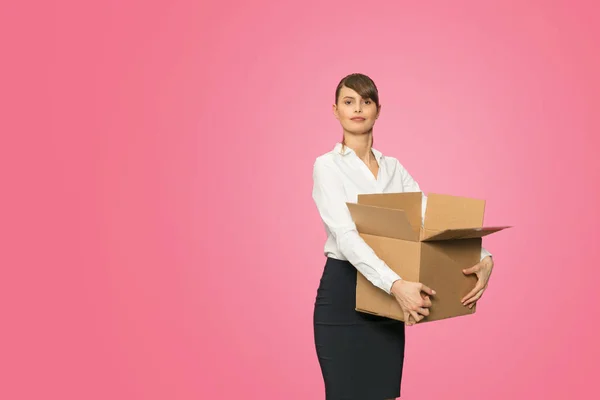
[313,147,339,171]
[381,154,406,172]
[381,154,414,183]
[312,147,345,185]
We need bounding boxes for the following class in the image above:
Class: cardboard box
[346,192,509,323]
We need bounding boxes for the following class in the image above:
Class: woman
[312,73,494,400]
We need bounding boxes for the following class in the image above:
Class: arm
[397,161,493,261]
[312,159,402,294]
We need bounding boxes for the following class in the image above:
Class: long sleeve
[397,161,493,262]
[312,159,402,294]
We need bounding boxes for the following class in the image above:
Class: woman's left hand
[461,256,494,308]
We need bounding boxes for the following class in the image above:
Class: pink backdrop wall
[2,1,599,399]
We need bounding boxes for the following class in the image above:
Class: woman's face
[333,85,380,134]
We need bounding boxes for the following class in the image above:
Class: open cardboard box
[346,192,510,323]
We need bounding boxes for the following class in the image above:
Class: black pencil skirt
[313,257,406,400]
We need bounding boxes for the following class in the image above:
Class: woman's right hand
[390,280,436,326]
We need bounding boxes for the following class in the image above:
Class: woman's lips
[351,118,365,122]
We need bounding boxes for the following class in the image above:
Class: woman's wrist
[390,279,403,296]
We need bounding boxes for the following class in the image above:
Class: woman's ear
[332,103,340,120]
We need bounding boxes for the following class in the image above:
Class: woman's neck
[343,133,373,161]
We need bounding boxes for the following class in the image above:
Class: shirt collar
[333,142,384,160]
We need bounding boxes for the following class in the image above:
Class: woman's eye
[345,101,351,105]
[365,100,371,104]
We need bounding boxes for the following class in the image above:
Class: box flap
[346,203,419,241]
[421,226,511,241]
[424,193,485,231]
[357,192,423,231]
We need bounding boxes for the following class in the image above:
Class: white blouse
[312,142,492,295]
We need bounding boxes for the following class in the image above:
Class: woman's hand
[461,256,494,308]
[390,280,436,326]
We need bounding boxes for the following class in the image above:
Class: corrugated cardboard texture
[356,235,483,323]
[422,226,507,241]
[424,193,485,231]
[346,203,418,242]
[357,192,422,231]
[346,192,509,324]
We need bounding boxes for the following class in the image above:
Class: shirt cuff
[379,266,402,295]
[480,247,492,261]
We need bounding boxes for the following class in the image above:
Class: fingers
[463,263,481,275]
[409,310,423,324]
[408,315,418,326]
[416,296,431,315]
[419,283,436,296]
[404,311,414,326]
[463,288,484,306]
[421,295,432,308]
[461,283,483,304]
[406,299,431,326]
[464,288,485,307]
[399,283,437,326]
[416,307,430,316]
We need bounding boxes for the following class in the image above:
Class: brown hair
[335,73,380,152]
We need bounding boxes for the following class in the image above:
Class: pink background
[2,1,599,399]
